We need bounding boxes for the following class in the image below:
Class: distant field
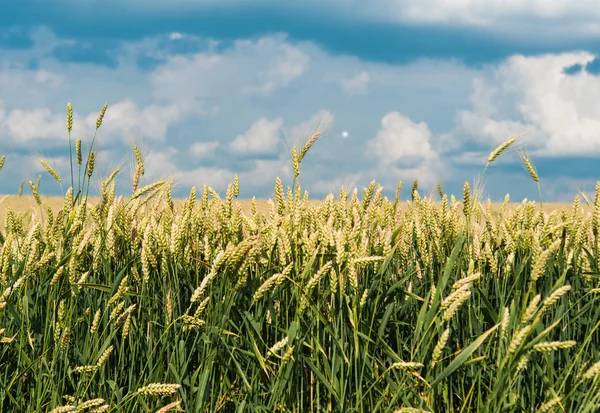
[0,194,594,230]
[0,194,321,229]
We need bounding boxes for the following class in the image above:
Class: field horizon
[1,193,595,216]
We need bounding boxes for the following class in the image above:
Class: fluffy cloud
[311,174,361,196]
[0,64,67,108]
[241,42,310,95]
[176,166,235,191]
[229,117,284,154]
[353,0,600,36]
[361,111,449,190]
[151,35,309,104]
[367,112,437,166]
[92,98,211,143]
[340,71,369,96]
[284,109,332,144]
[63,0,600,26]
[3,22,600,201]
[455,52,600,157]
[189,141,219,157]
[0,105,66,142]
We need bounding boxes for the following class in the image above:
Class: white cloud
[285,109,333,145]
[111,143,234,191]
[54,0,600,39]
[355,0,600,36]
[6,25,600,202]
[455,51,600,156]
[0,97,213,146]
[229,117,284,154]
[152,35,310,103]
[176,166,234,191]
[236,158,293,189]
[67,0,600,30]
[141,146,180,181]
[127,145,292,193]
[380,0,581,23]
[340,71,370,95]
[455,110,536,147]
[1,105,66,142]
[363,111,450,190]
[0,64,67,108]
[189,141,219,157]
[367,112,436,166]
[88,98,210,143]
[311,174,361,196]
[241,41,310,95]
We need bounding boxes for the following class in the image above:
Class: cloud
[2,22,599,202]
[284,109,333,144]
[0,63,67,108]
[362,111,451,191]
[455,111,535,147]
[53,0,600,28]
[340,71,370,95]
[115,143,234,191]
[176,166,234,191]
[169,32,185,40]
[140,146,180,181]
[189,141,219,157]
[86,98,212,143]
[123,143,293,195]
[356,0,600,34]
[367,112,437,166]
[0,96,213,147]
[236,158,292,191]
[0,104,66,142]
[311,174,361,196]
[229,117,284,154]
[455,51,600,157]
[151,35,309,103]
[240,41,310,95]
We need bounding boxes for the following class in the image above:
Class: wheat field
[1,195,595,232]
[1,102,600,412]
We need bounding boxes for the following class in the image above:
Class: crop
[0,102,600,412]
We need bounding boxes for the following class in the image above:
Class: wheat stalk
[136,383,180,396]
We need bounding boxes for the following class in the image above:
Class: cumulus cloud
[176,166,234,190]
[229,117,284,154]
[140,146,180,181]
[0,105,66,142]
[242,42,310,95]
[236,158,293,190]
[455,51,600,157]
[375,0,587,23]
[352,0,600,37]
[189,141,219,157]
[340,71,369,96]
[0,97,212,147]
[311,174,361,196]
[126,145,292,194]
[86,98,212,143]
[64,0,600,26]
[151,35,309,103]
[367,112,437,166]
[0,64,67,108]
[4,21,599,201]
[285,109,333,144]
[363,111,450,190]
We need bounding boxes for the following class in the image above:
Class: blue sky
[1,0,600,202]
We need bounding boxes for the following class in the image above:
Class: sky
[1,0,600,203]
